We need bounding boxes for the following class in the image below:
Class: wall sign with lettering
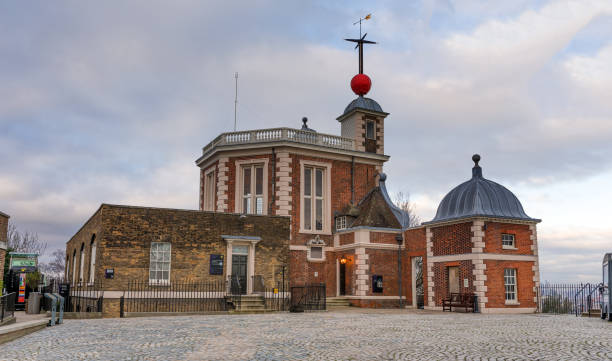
[210,254,224,275]
[372,275,383,293]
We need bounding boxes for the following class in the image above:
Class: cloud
[0,1,610,282]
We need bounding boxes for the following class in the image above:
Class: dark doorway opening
[232,255,247,294]
[339,263,346,295]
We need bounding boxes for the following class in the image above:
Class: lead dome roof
[424,155,540,225]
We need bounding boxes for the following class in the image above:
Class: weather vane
[345,14,376,96]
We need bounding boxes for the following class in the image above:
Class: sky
[1,0,611,282]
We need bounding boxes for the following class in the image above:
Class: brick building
[0,211,9,292]
[65,33,541,313]
[405,155,541,313]
[65,204,289,317]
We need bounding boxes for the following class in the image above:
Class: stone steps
[228,295,266,312]
[326,297,351,308]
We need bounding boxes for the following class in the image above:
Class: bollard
[54,293,64,324]
[44,293,57,326]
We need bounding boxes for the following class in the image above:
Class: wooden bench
[442,293,476,312]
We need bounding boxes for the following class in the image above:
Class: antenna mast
[234,72,238,131]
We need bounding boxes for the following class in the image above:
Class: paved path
[1,310,610,360]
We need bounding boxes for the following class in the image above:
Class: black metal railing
[264,280,290,311]
[290,283,326,312]
[228,276,243,310]
[122,279,227,314]
[0,293,16,323]
[538,282,603,315]
[65,281,104,313]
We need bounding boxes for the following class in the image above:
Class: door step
[326,297,351,308]
[227,295,267,312]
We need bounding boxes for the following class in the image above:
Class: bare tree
[6,222,47,256]
[393,191,421,227]
[39,249,65,278]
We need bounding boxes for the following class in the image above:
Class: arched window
[72,249,77,284]
[79,243,85,284]
[66,255,70,282]
[89,235,97,284]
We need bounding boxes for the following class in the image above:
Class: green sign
[9,253,38,271]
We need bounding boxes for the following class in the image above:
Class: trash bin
[27,292,42,314]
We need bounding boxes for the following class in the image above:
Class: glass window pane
[316,199,323,230]
[162,271,169,280]
[244,197,251,213]
[243,167,251,196]
[255,167,263,195]
[163,243,171,251]
[304,168,311,196]
[150,271,156,280]
[367,121,375,139]
[315,169,323,197]
[256,197,264,214]
[304,199,311,230]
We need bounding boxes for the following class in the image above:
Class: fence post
[120,296,124,318]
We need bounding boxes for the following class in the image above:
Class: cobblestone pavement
[1,310,611,360]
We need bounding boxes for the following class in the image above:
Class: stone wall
[66,205,290,291]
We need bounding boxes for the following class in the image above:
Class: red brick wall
[225,154,274,214]
[483,222,533,255]
[338,233,354,246]
[484,260,536,308]
[431,222,472,256]
[370,232,399,244]
[432,260,474,306]
[288,154,377,246]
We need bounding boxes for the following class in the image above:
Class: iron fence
[0,292,16,323]
[122,279,227,314]
[263,281,290,311]
[290,283,326,312]
[538,282,604,316]
[66,282,104,313]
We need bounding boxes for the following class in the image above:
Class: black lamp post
[395,234,403,308]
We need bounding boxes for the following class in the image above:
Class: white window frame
[335,216,347,231]
[149,242,172,285]
[88,236,97,285]
[299,160,332,234]
[307,246,326,262]
[502,233,516,249]
[235,159,269,215]
[203,166,216,211]
[504,268,518,304]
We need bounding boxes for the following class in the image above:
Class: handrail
[574,283,591,317]
[201,127,356,158]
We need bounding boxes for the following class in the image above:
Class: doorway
[339,262,346,296]
[448,266,460,294]
[232,255,247,294]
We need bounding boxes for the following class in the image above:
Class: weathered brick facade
[66,205,289,317]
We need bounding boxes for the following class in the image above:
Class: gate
[290,283,326,312]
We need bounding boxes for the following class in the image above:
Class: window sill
[505,300,520,305]
[299,229,331,236]
[502,246,518,250]
[307,257,326,263]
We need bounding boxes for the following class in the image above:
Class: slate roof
[424,155,540,225]
[339,173,411,230]
[342,96,386,116]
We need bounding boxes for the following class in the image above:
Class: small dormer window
[336,216,347,231]
[502,234,516,249]
[366,120,375,140]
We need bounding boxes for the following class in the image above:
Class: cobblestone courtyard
[1,310,610,360]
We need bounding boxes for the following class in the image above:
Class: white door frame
[223,235,261,295]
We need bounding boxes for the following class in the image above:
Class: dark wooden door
[232,255,247,294]
[339,263,346,295]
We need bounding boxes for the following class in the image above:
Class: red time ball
[351,73,371,96]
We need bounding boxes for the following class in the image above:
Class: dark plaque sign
[59,283,70,299]
[210,254,224,275]
[372,275,383,293]
[105,268,115,279]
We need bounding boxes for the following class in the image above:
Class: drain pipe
[351,156,355,204]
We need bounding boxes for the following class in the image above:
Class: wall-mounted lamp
[340,256,347,265]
